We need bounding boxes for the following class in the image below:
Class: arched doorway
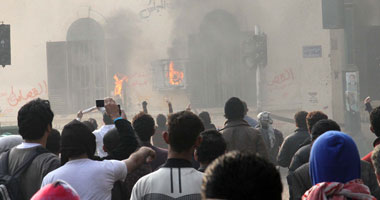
[188,10,257,107]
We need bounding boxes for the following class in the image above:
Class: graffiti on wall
[0,80,48,117]
[267,68,295,89]
[139,0,168,19]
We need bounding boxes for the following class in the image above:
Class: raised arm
[364,96,373,114]
[167,100,173,114]
[124,146,155,173]
[142,101,148,114]
[105,98,139,159]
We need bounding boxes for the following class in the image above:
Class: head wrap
[257,111,275,148]
[309,131,360,186]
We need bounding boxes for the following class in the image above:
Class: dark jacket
[220,119,268,159]
[99,119,150,200]
[141,141,168,171]
[288,161,380,200]
[102,119,139,160]
[277,128,310,168]
[288,144,311,172]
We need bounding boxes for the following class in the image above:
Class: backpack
[0,147,48,200]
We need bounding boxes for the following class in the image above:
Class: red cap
[31,180,80,200]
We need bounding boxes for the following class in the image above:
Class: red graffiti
[268,68,295,87]
[7,81,48,107]
[0,92,7,98]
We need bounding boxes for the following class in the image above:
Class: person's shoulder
[34,150,60,166]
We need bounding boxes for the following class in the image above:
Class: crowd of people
[0,96,380,200]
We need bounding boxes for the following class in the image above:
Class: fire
[167,61,184,86]
[113,73,128,96]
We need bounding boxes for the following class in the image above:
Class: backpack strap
[9,147,49,178]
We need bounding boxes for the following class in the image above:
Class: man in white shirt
[42,98,155,200]
[93,113,115,157]
[131,111,205,200]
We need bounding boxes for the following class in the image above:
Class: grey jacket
[220,119,269,159]
[288,161,380,200]
[8,146,60,199]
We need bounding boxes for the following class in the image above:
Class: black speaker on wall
[322,0,345,29]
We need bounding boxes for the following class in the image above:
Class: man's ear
[371,126,375,134]
[194,136,202,148]
[163,131,170,144]
[45,124,52,136]
[194,150,198,162]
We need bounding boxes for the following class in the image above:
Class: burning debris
[113,73,128,96]
[167,61,184,86]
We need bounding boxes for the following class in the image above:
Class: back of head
[306,111,328,133]
[156,114,167,127]
[103,128,120,152]
[168,111,204,153]
[370,106,380,137]
[88,118,98,130]
[224,97,245,120]
[82,121,96,132]
[202,151,282,200]
[132,112,155,142]
[61,120,96,165]
[310,119,341,141]
[31,180,80,200]
[46,129,61,154]
[199,111,211,125]
[103,113,114,125]
[196,130,226,164]
[310,131,360,185]
[242,101,248,114]
[17,98,54,140]
[294,111,308,129]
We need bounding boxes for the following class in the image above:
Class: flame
[167,61,184,86]
[113,74,128,96]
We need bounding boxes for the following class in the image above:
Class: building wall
[0,0,333,125]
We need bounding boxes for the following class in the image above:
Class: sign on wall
[303,45,322,58]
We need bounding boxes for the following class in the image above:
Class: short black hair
[202,151,282,200]
[168,111,204,153]
[370,106,380,137]
[199,111,211,125]
[156,114,167,127]
[103,113,114,125]
[224,97,245,120]
[306,111,328,133]
[60,120,96,165]
[294,111,308,129]
[88,118,98,130]
[196,130,226,164]
[133,112,155,142]
[82,121,96,132]
[17,98,54,140]
[46,129,61,154]
[311,119,341,141]
[103,128,120,152]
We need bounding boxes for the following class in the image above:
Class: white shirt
[16,142,41,149]
[42,158,127,200]
[93,125,115,157]
[131,167,203,200]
